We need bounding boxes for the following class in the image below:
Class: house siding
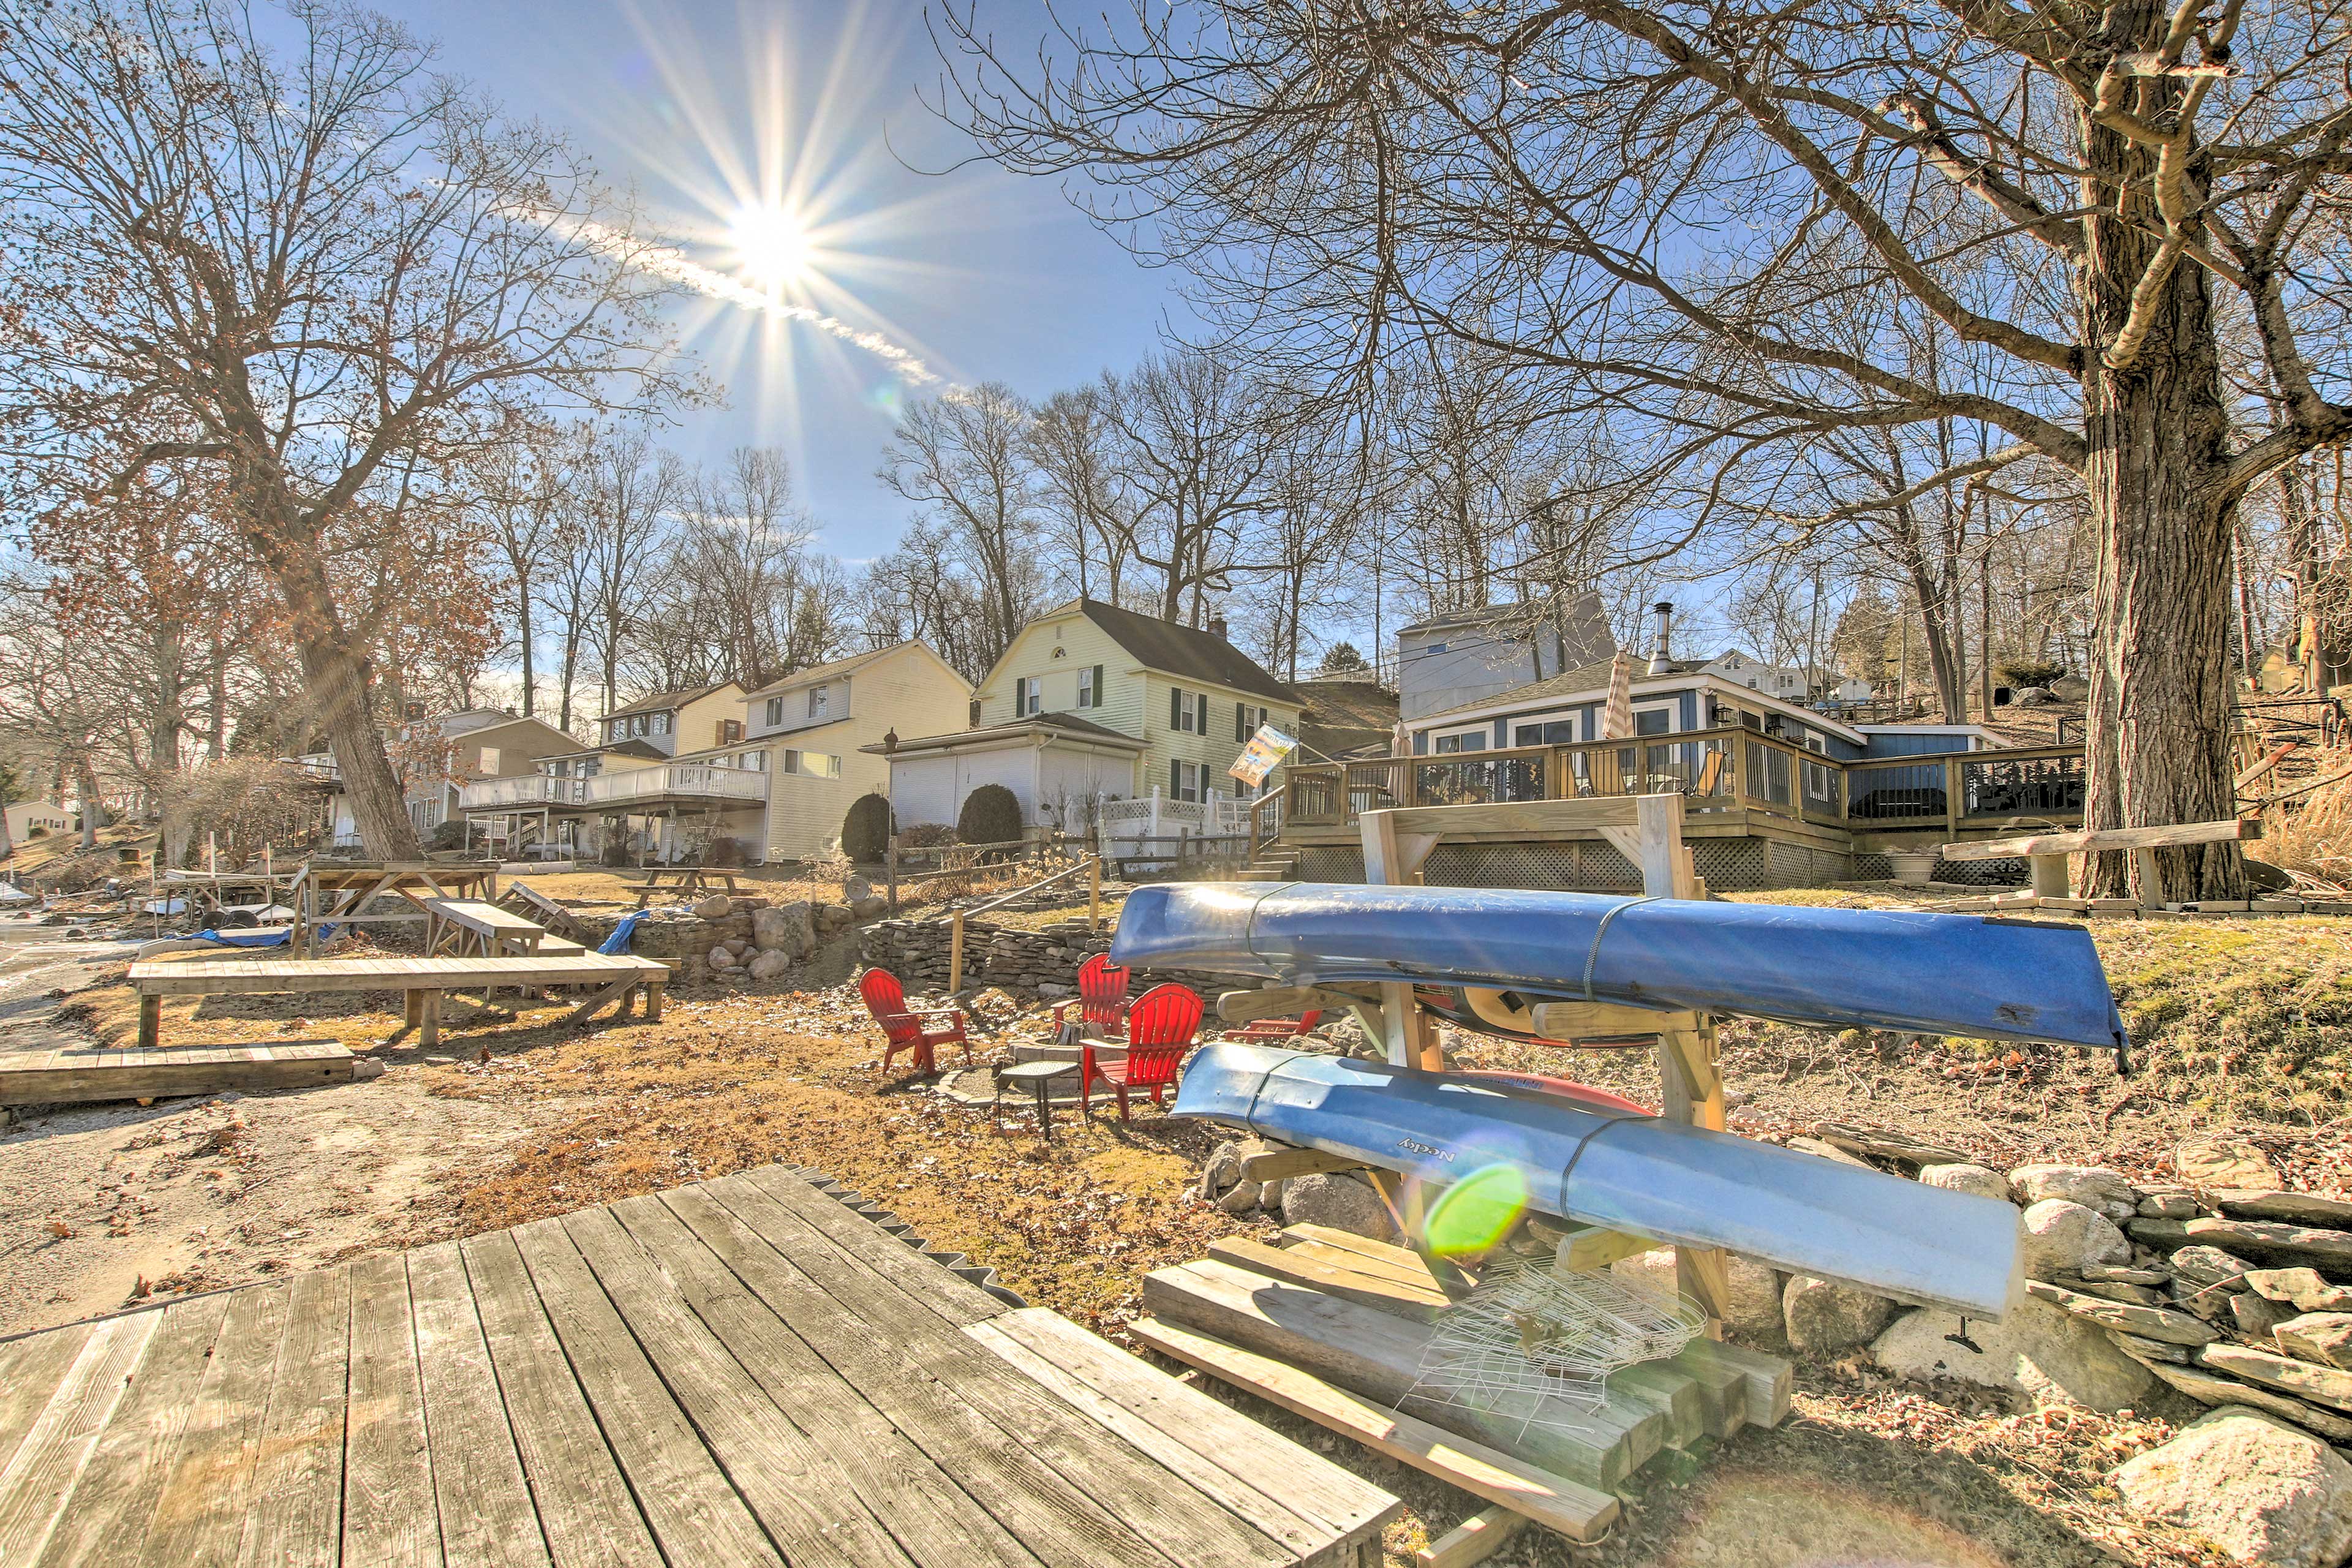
[1140,671,1300,804]
[973,614,1145,748]
[760,646,970,861]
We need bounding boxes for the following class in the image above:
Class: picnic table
[289,859,500,956]
[627,864,742,908]
[424,897,554,957]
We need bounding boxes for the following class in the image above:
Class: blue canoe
[1112,882,2127,1052]
[1175,1044,2024,1317]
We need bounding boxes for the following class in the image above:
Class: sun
[728,201,813,291]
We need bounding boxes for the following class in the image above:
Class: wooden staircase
[1234,848,1301,883]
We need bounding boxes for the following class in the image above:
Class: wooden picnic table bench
[1942,818,2257,898]
[128,952,670,1051]
[288,859,501,956]
[424,897,551,957]
[625,864,741,907]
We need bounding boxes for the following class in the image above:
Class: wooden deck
[0,1166,1399,1567]
[0,1042,378,1107]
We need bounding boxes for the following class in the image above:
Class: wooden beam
[1216,986,1376,1025]
[1527,1000,1705,1041]
[1205,1237,1452,1323]
[1235,1144,1369,1183]
[948,910,966,995]
[1127,1316,1620,1544]
[1416,1506,1525,1568]
[1940,818,2256,861]
[0,1043,375,1106]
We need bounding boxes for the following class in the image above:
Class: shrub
[898,822,954,848]
[957,783,1023,847]
[842,792,894,862]
[1995,656,2066,690]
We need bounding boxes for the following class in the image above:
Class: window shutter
[1170,687,1182,730]
[1091,665,1104,707]
[1236,701,1247,741]
[1169,758,1181,796]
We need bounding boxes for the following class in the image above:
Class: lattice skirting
[1294,837,1856,892]
[1850,852,2027,886]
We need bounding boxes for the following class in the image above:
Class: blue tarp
[598,907,693,955]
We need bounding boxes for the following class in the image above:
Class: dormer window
[650,712,669,736]
[807,685,829,720]
[765,696,784,726]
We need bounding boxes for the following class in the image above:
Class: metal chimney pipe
[1646,601,1675,675]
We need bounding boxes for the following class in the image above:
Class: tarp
[1112,881,2128,1052]
[598,906,694,955]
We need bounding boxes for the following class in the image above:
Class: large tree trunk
[75,757,105,850]
[516,573,536,718]
[273,548,423,860]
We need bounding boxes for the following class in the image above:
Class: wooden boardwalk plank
[406,1244,551,1568]
[0,1045,365,1107]
[606,1194,1043,1568]
[457,1234,660,1568]
[559,1205,919,1568]
[341,1257,442,1568]
[137,1277,291,1566]
[0,1326,96,1480]
[236,1266,350,1566]
[736,1165,1009,1327]
[0,1313,160,1564]
[699,1174,1292,1568]
[507,1219,783,1568]
[31,1298,230,1568]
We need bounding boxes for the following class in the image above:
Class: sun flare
[729,201,813,290]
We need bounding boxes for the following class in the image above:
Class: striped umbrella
[1602,652,1636,740]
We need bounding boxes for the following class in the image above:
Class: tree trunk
[271,549,423,859]
[1905,565,1968,720]
[75,757,105,850]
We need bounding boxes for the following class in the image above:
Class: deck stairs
[1234,848,1302,883]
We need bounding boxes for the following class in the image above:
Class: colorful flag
[1228,725,1299,786]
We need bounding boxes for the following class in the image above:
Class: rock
[1786,1136,1871,1168]
[1216,1179,1265,1215]
[2211,1191,2352,1230]
[1257,1178,1283,1212]
[2010,1164,2140,1222]
[1783,1276,1896,1354]
[720,938,751,957]
[2274,1314,2352,1371]
[2177,1216,2352,1275]
[706,945,739,969]
[1872,1295,2157,1411]
[2063,1277,2168,1306]
[1281,1173,1399,1243]
[746,949,793,983]
[2140,1189,2204,1221]
[2174,1245,2257,1288]
[2247,1269,2352,1313]
[2082,1263,2172,1285]
[752,903,816,957]
[814,903,854,931]
[2011,685,2055,706]
[2111,1330,2193,1365]
[1615,1248,1787,1344]
[692,895,734,921]
[2026,1280,2217,1346]
[1200,1144,1243,1201]
[2112,1407,2352,1568]
[2020,1199,2132,1281]
[851,896,888,920]
[2234,1292,2296,1340]
[1037,982,1072,999]
[1920,1163,2011,1203]
[2198,1344,2352,1412]
[2177,1136,2283,1194]
[2145,1362,2352,1444]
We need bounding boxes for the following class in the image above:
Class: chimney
[1646,601,1675,676]
[1209,614,1229,641]
[883,728,899,753]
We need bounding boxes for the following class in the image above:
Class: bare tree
[877,383,1044,665]
[472,423,574,720]
[0,0,693,856]
[578,426,687,714]
[1027,384,1139,604]
[938,0,2352,896]
[1107,350,1273,624]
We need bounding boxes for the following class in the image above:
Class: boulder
[814,903,854,931]
[1216,1179,1265,1215]
[706,944,739,970]
[720,938,750,957]
[692,895,735,921]
[1783,1275,1896,1354]
[1920,1163,2011,1203]
[2274,1314,2352,1371]
[1281,1173,1399,1243]
[2247,1268,2352,1313]
[2019,1199,2131,1281]
[2111,1407,2352,1568]
[1871,1295,2157,1411]
[2177,1136,2283,1194]
[2010,1164,2140,1222]
[1612,1250,1788,1346]
[2011,685,2056,706]
[753,902,816,957]
[2141,1191,2204,1221]
[1199,1143,1244,1201]
[746,949,793,983]
[851,895,889,920]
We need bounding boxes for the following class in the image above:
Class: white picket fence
[1094,789,1251,862]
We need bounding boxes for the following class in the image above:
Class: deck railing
[1273,726,2085,837]
[459,763,769,813]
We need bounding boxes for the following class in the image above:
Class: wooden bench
[1940,818,2257,899]
[128,953,671,1051]
[423,897,551,957]
[627,865,741,908]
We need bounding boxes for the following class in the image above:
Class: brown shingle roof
[603,682,737,721]
[1073,600,1297,704]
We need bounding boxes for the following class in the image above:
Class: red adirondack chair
[1080,982,1203,1121]
[1052,952,1133,1044]
[858,967,974,1076]
[1222,1009,1324,1044]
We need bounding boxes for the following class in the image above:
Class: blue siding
[1861,731,1977,758]
[1413,729,1429,756]
[1820,734,1864,761]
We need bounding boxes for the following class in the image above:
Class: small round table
[995,1060,1078,1139]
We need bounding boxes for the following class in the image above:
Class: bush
[898,822,954,848]
[1996,656,2066,690]
[957,783,1023,847]
[842,792,894,862]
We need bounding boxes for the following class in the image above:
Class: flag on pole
[1602,651,1636,740]
[1228,725,1299,787]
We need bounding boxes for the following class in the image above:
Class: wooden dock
[0,1166,1399,1567]
[0,1041,378,1107]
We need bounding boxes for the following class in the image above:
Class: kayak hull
[1175,1043,2022,1319]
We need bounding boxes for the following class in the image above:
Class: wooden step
[0,1042,380,1106]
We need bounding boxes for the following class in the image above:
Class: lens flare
[1422,1164,1530,1261]
[729,201,813,290]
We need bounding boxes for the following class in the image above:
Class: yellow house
[873,598,1302,835]
[739,641,971,862]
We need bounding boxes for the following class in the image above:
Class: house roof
[542,739,666,763]
[604,682,738,721]
[864,711,1147,755]
[1294,676,1400,731]
[1412,657,1872,744]
[742,641,940,701]
[1063,599,1297,704]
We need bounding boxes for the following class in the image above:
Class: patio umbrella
[1601,651,1635,740]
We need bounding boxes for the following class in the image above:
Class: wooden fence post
[886,837,899,914]
[1088,854,1102,931]
[948,909,966,995]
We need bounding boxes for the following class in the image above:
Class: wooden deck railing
[1273,727,2086,838]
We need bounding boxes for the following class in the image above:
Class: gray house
[1396,593,1616,722]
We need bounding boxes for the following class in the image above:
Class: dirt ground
[1,883,2342,1567]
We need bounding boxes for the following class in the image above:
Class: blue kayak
[1112,882,2127,1053]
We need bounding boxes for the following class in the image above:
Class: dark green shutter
[1091,665,1104,707]
[1170,687,1182,729]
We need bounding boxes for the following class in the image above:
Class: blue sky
[401,0,1189,560]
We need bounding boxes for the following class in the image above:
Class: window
[764,696,784,726]
[1078,665,1101,708]
[1169,687,1190,733]
[1433,731,1488,754]
[1169,759,1202,802]
[735,750,766,771]
[782,750,800,774]
[651,712,669,736]
[1515,719,1583,747]
[1016,676,1042,717]
[1237,701,1248,741]
[807,685,829,719]
[804,751,841,778]
[716,719,742,747]
[1634,707,1673,736]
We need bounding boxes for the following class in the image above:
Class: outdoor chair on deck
[1052,953,1133,1045]
[858,967,974,1077]
[1221,1009,1322,1045]
[1080,982,1204,1122]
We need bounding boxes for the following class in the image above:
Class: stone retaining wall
[859,915,1256,999]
